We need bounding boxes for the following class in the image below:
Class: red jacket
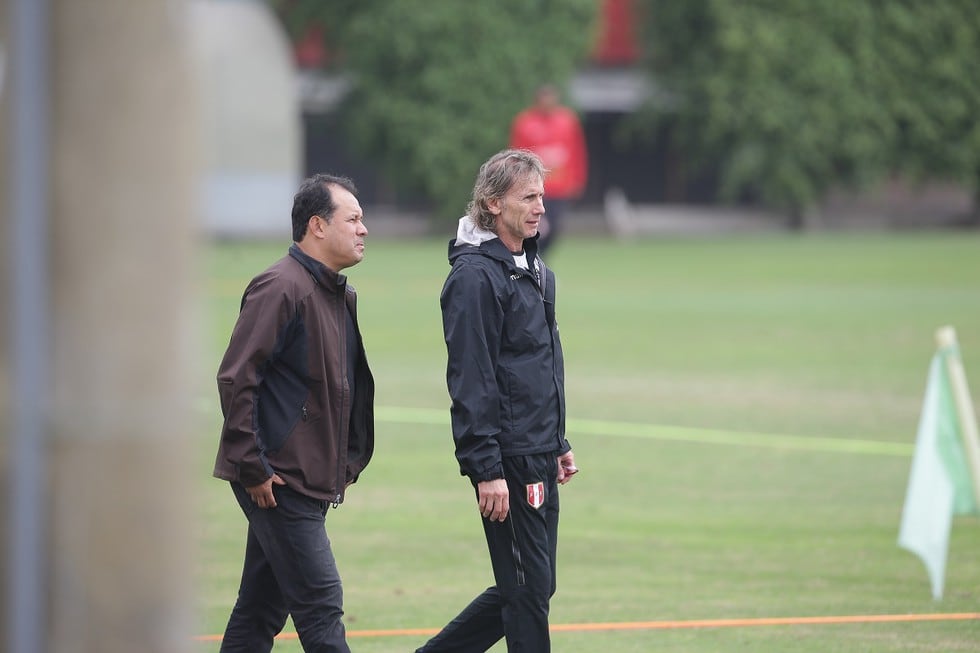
[509,106,588,199]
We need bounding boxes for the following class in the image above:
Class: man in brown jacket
[213,174,375,653]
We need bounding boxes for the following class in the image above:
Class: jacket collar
[289,243,346,292]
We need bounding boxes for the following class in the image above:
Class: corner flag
[898,326,980,600]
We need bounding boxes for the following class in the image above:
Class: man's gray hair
[467,149,547,232]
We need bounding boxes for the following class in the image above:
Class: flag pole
[935,326,980,508]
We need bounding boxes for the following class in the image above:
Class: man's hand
[477,478,509,522]
[557,451,578,485]
[246,473,286,508]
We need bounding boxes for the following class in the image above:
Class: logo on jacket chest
[526,481,545,509]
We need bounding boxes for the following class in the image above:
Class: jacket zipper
[537,261,565,444]
[334,292,348,508]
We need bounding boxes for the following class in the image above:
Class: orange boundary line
[193,612,980,642]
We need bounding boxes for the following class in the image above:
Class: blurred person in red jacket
[509,84,588,256]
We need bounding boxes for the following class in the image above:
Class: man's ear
[485,198,501,215]
[308,215,326,238]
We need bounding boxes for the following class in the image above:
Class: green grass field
[192,231,980,652]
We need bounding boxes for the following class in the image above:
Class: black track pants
[417,452,560,653]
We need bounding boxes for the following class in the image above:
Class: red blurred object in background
[592,0,640,66]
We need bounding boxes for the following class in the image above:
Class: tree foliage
[270,0,598,220]
[635,0,980,218]
[875,2,980,191]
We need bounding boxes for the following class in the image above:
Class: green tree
[269,0,598,220]
[635,0,980,224]
[875,1,980,221]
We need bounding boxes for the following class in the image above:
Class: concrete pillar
[45,1,198,652]
[0,0,11,642]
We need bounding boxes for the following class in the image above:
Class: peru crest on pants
[526,481,545,509]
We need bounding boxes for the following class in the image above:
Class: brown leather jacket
[213,245,374,504]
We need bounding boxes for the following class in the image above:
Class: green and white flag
[898,334,980,600]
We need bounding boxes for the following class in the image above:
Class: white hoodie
[454,216,498,247]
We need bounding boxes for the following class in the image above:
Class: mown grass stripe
[375,405,912,456]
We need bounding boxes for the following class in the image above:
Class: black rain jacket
[440,235,570,482]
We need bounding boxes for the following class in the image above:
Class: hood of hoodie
[454,216,498,247]
[449,216,501,265]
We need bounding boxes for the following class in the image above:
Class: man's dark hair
[291,173,358,242]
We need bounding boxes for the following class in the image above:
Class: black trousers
[220,482,350,653]
[418,452,560,652]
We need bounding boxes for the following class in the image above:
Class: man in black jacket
[417,149,578,653]
[214,174,374,653]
